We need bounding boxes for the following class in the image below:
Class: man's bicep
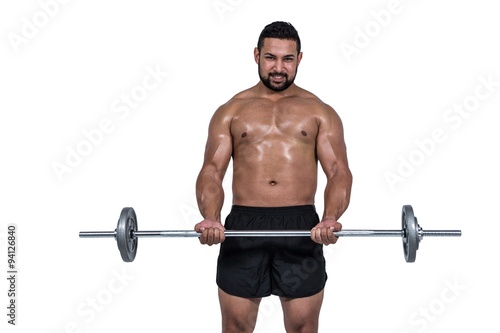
[316,108,349,178]
[201,108,233,178]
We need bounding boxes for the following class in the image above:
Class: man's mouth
[270,74,286,83]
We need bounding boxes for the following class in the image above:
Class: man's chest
[230,101,319,144]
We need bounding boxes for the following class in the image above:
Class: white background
[1,0,499,332]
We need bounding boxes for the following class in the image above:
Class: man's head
[255,21,302,92]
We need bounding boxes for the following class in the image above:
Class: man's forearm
[322,168,353,221]
[196,174,225,222]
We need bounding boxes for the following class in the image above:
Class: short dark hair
[257,21,301,54]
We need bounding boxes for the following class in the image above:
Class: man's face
[255,38,302,92]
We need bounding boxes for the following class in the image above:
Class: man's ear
[297,51,303,66]
[254,47,260,64]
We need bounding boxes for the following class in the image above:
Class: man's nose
[273,59,285,72]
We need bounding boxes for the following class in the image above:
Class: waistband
[230,205,316,215]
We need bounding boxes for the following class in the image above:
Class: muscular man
[195,21,352,333]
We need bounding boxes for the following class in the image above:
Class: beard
[258,63,297,92]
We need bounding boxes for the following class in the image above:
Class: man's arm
[312,105,353,245]
[194,104,233,245]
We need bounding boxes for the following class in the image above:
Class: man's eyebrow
[263,52,296,58]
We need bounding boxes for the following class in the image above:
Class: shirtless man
[194,21,353,333]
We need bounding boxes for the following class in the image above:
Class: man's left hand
[311,219,342,245]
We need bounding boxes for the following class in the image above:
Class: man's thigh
[219,288,262,333]
[280,290,324,333]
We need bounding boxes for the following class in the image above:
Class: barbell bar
[79,205,461,263]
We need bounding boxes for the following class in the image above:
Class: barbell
[79,205,461,263]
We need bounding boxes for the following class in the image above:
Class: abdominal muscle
[231,139,318,207]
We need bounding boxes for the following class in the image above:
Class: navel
[241,132,247,138]
[269,180,277,186]
[301,130,307,136]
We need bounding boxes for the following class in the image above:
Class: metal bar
[336,230,402,237]
[79,229,462,238]
[134,230,406,238]
[134,229,455,238]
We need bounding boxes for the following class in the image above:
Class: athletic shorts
[216,205,327,298]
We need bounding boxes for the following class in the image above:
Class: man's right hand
[194,219,226,246]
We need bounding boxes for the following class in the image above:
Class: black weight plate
[402,205,418,263]
[116,207,138,262]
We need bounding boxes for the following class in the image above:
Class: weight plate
[402,205,418,263]
[116,207,138,262]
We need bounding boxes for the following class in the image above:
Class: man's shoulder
[209,89,252,123]
[214,86,261,114]
[230,86,261,102]
[294,87,336,114]
[290,87,343,129]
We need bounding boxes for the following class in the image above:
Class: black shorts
[216,205,327,298]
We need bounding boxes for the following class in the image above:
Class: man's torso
[227,86,327,207]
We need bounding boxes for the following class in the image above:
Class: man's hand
[311,219,342,245]
[194,219,226,246]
